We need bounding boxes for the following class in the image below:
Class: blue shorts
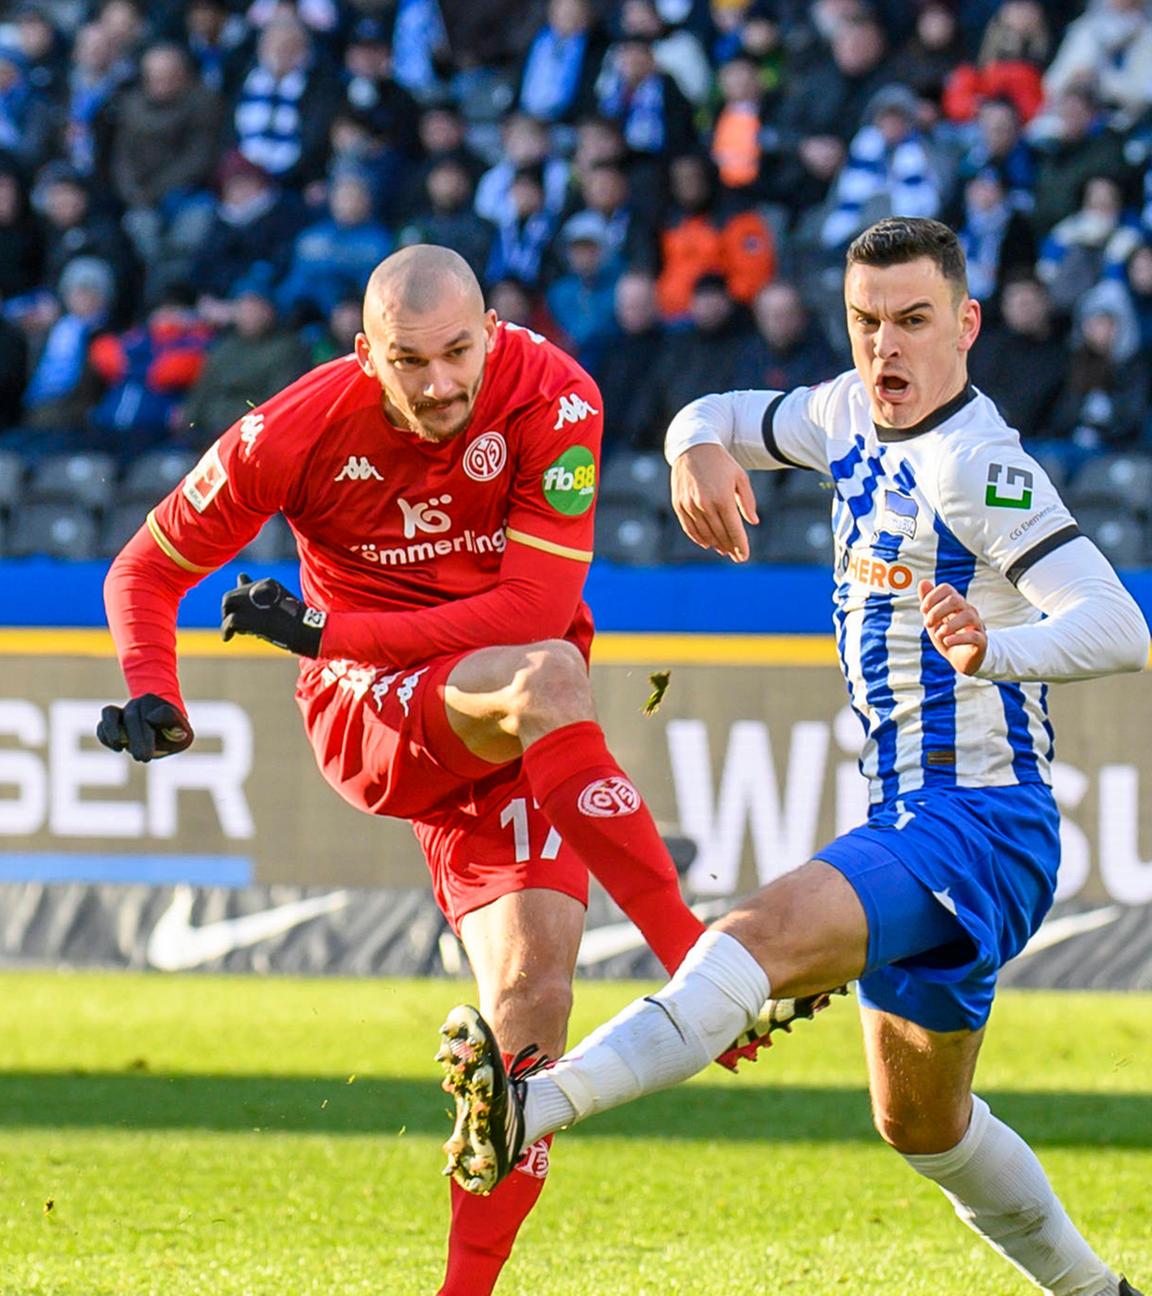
[814,783,1060,1033]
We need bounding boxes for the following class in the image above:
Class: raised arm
[664,381,839,563]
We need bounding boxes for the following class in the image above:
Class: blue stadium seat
[599,450,673,515]
[662,516,731,564]
[120,449,198,506]
[759,502,835,566]
[0,450,25,515]
[1075,506,1149,567]
[1068,453,1152,517]
[777,469,835,505]
[9,503,100,559]
[594,501,663,565]
[1026,447,1069,493]
[27,452,117,513]
[100,503,149,557]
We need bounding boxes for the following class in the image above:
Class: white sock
[904,1096,1119,1296]
[522,930,770,1143]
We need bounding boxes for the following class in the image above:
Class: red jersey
[106,322,604,710]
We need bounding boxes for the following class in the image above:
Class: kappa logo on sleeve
[504,321,545,345]
[183,444,227,513]
[542,446,596,515]
[553,392,599,430]
[985,463,1034,510]
[239,412,264,455]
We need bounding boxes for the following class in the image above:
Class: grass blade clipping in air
[643,670,671,716]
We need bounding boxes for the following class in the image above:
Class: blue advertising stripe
[2,557,1152,637]
[0,854,253,887]
[919,517,977,788]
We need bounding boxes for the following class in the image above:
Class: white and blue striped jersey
[685,372,1085,805]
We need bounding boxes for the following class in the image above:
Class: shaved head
[365,244,484,326]
[356,245,497,443]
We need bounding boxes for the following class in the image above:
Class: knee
[501,640,592,738]
[872,1101,969,1156]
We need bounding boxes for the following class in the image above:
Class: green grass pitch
[0,971,1148,1295]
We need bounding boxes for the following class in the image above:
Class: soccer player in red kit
[97,245,710,1294]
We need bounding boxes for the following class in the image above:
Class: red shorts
[295,654,589,931]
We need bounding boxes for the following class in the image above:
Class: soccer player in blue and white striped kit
[439,218,1148,1296]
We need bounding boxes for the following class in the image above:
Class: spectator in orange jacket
[656,152,775,320]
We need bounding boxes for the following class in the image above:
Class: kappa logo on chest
[335,455,383,482]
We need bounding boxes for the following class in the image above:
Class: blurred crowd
[1,0,1151,481]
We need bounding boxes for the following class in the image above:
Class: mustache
[414,396,465,412]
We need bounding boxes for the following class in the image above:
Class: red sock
[522,720,706,974]
[438,1120,553,1295]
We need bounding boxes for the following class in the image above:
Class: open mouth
[876,375,910,400]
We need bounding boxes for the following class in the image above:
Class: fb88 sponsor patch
[542,446,596,516]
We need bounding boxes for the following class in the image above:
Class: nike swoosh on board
[146,884,353,971]
[1015,905,1123,959]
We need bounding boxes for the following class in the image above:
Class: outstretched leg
[863,1006,1123,1296]
[437,889,583,1296]
[440,859,867,1193]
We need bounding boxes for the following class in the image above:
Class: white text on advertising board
[0,700,254,838]
[666,709,1152,906]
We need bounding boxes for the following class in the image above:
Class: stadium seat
[662,516,731,564]
[0,450,25,514]
[760,503,835,565]
[1075,506,1148,567]
[99,503,149,556]
[120,448,198,505]
[777,469,835,505]
[237,513,298,563]
[1068,453,1152,517]
[8,503,100,559]
[749,470,779,515]
[594,501,663,565]
[599,450,673,514]
[27,452,117,513]
[1025,446,1068,493]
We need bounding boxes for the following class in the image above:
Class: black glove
[96,694,194,762]
[220,572,326,656]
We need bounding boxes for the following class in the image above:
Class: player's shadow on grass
[0,1074,1149,1147]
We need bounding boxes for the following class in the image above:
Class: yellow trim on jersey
[146,511,216,573]
[506,527,593,563]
